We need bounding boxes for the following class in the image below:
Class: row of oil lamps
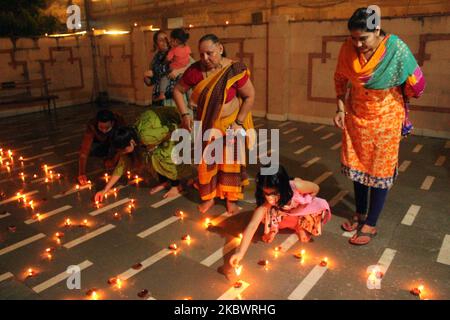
[6,154,429,300]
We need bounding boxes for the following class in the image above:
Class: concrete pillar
[266,14,291,121]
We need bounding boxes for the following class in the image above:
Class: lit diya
[107,277,123,289]
[27,268,35,277]
[294,249,306,260]
[182,235,191,245]
[234,280,243,289]
[234,265,243,277]
[258,259,269,266]
[204,218,213,228]
[86,289,99,300]
[113,212,120,219]
[175,210,185,219]
[320,257,329,267]
[64,218,72,227]
[169,243,178,251]
[410,285,425,298]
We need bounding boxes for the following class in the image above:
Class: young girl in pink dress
[230,165,331,267]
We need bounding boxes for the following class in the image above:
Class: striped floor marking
[330,142,342,150]
[151,193,184,208]
[257,139,271,148]
[320,133,335,140]
[398,160,411,172]
[420,176,435,190]
[302,157,320,168]
[13,145,32,152]
[435,156,446,166]
[53,184,91,198]
[313,172,333,185]
[289,136,304,143]
[401,205,421,226]
[117,249,172,281]
[0,190,39,206]
[32,260,93,293]
[280,234,299,253]
[217,281,250,300]
[329,190,349,207]
[342,230,357,238]
[201,238,241,267]
[0,272,13,283]
[288,264,328,300]
[30,176,56,184]
[63,224,116,249]
[89,198,131,216]
[377,248,397,272]
[58,133,83,142]
[437,235,450,266]
[445,141,450,149]
[0,233,46,256]
[412,144,423,153]
[25,205,72,224]
[137,216,180,238]
[277,121,292,128]
[43,142,70,150]
[27,137,49,144]
[294,145,312,155]
[5,162,36,174]
[258,149,275,159]
[0,212,11,219]
[210,209,242,226]
[47,159,77,170]
[23,151,54,161]
[283,128,298,135]
[64,151,79,157]
[313,125,325,132]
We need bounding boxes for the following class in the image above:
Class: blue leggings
[354,181,389,227]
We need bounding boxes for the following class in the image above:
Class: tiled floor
[0,103,448,300]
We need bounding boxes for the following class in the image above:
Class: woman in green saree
[94,107,186,201]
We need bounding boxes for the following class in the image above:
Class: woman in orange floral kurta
[334,8,425,245]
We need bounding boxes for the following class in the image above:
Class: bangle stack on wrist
[234,119,243,126]
[181,113,190,118]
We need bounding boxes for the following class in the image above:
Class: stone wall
[0,11,449,137]
[281,15,450,138]
[0,36,94,117]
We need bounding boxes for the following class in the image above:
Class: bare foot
[155,94,166,101]
[163,186,182,198]
[226,200,240,215]
[186,178,199,190]
[149,182,169,195]
[297,228,312,243]
[262,231,277,243]
[198,199,215,214]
